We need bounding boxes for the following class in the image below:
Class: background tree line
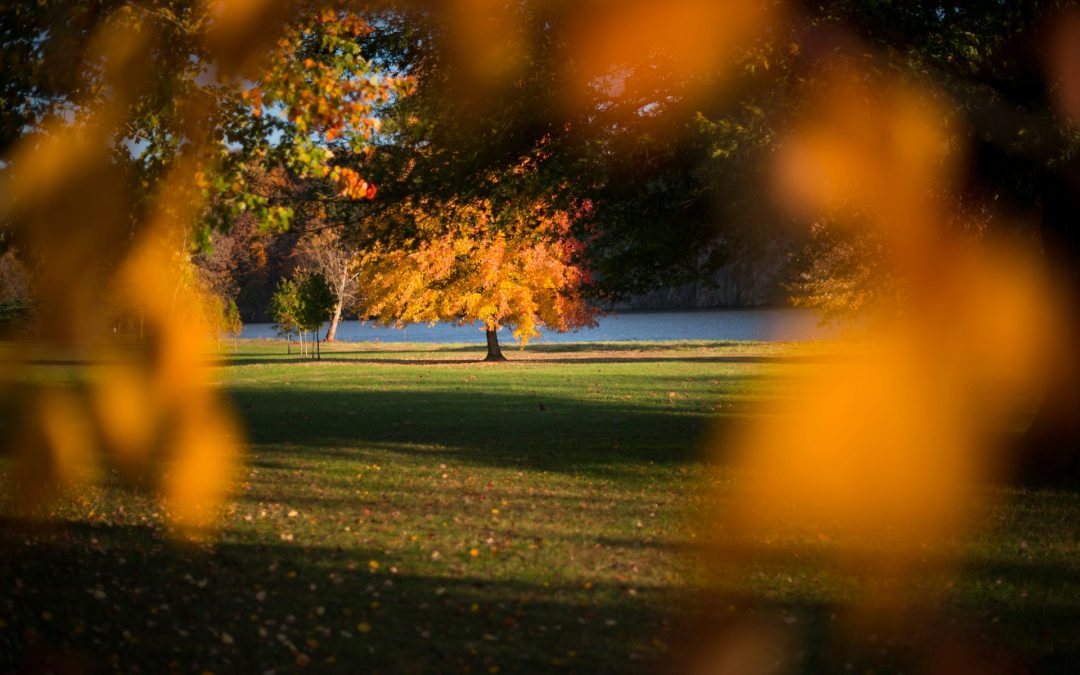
[4,1,1080,378]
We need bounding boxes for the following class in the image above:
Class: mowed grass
[1,340,1079,674]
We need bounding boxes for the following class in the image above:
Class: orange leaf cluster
[334,166,378,200]
[253,9,411,197]
[356,198,596,344]
[264,18,398,132]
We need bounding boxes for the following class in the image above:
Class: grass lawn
[1,340,1078,674]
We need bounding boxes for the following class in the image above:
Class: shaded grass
[1,341,1078,674]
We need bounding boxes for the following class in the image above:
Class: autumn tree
[343,1,785,307]
[296,228,361,341]
[355,197,596,361]
[2,2,412,247]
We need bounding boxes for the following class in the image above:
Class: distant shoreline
[239,307,828,344]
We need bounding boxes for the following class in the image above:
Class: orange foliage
[251,7,410,198]
[563,0,773,112]
[715,55,1065,622]
[356,198,596,344]
[0,1,403,539]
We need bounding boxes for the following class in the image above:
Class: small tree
[224,299,243,352]
[296,271,338,360]
[269,278,301,355]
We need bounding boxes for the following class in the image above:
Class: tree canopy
[356,195,595,358]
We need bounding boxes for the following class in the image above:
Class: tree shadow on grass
[2,519,1077,674]
[0,519,678,674]
[227,386,734,474]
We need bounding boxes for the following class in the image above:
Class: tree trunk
[325,300,343,342]
[485,328,507,362]
[287,334,291,355]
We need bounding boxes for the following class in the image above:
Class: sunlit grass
[1,341,1077,673]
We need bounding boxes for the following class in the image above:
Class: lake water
[240,308,830,344]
